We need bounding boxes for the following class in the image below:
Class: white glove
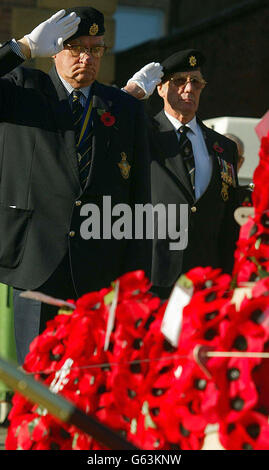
[24,9,81,58]
[126,62,164,99]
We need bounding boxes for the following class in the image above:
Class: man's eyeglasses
[170,76,207,90]
[65,44,107,58]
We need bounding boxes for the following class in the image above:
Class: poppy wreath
[233,132,269,285]
[5,132,269,450]
[5,267,269,450]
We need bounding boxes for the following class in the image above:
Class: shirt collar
[164,111,198,136]
[57,72,91,99]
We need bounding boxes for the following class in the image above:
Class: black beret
[161,49,206,80]
[64,6,105,40]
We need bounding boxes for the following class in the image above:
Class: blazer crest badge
[118,152,131,179]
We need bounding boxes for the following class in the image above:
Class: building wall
[172,0,246,29]
[0,0,118,83]
[115,0,269,120]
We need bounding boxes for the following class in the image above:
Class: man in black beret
[0,7,151,364]
[125,50,239,299]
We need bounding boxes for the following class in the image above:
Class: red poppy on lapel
[213,142,224,153]
[100,111,116,127]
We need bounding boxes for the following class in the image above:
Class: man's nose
[183,78,194,92]
[80,52,93,63]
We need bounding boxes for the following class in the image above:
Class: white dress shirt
[164,112,212,200]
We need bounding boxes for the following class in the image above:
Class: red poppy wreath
[5,132,269,450]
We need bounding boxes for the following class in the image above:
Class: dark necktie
[71,90,93,188]
[178,125,196,193]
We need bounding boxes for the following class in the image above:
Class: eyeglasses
[65,44,107,58]
[170,76,207,90]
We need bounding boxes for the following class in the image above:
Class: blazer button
[75,200,82,206]
[69,231,76,237]
[191,206,197,213]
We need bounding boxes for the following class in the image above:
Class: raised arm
[19,9,80,59]
[0,8,80,75]
[123,62,164,100]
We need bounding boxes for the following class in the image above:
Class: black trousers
[13,254,77,365]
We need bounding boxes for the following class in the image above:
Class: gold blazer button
[191,206,197,213]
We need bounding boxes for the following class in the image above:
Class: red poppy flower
[186,266,225,289]
[5,415,30,450]
[212,357,258,424]
[159,400,206,449]
[219,411,269,450]
[100,112,116,127]
[252,278,269,297]
[70,430,93,450]
[133,413,169,450]
[116,270,153,301]
[213,143,224,153]
[8,394,33,421]
[16,415,37,450]
[252,159,269,213]
[234,258,259,284]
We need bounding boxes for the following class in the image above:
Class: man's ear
[157,82,165,98]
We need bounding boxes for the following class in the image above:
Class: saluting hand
[125,62,164,99]
[23,9,81,58]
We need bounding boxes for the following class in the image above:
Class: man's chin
[75,74,96,87]
[179,102,197,113]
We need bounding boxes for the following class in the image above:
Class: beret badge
[189,55,197,67]
[89,23,99,35]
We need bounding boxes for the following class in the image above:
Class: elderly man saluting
[125,50,240,300]
[0,7,151,364]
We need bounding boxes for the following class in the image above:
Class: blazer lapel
[84,82,112,189]
[197,118,223,193]
[199,119,216,159]
[153,111,194,199]
[92,82,112,158]
[48,67,80,187]
[198,118,222,179]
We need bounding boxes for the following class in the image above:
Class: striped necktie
[178,125,195,193]
[71,90,93,188]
